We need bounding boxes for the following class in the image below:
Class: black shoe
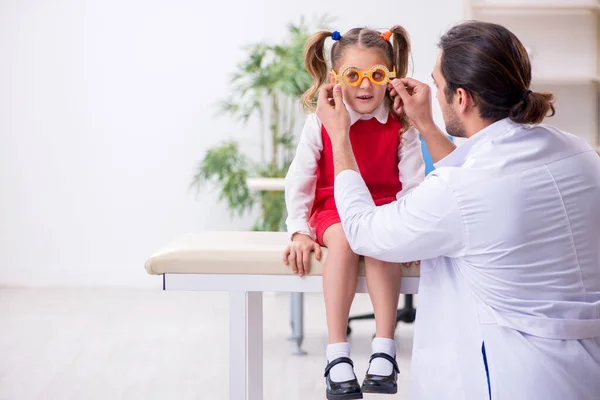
[361,352,399,394]
[324,357,363,400]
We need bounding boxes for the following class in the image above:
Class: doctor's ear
[456,88,475,113]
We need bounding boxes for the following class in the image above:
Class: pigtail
[390,25,411,79]
[388,25,413,134]
[301,31,333,112]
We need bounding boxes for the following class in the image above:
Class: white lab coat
[334,118,600,399]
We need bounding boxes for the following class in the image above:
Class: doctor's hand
[400,260,421,269]
[316,83,351,145]
[388,78,436,133]
[283,233,322,277]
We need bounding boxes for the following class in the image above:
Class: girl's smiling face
[330,46,390,115]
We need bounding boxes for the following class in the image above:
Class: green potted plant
[191,17,330,232]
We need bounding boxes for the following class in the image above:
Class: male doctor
[317,21,600,399]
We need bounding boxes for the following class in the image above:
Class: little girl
[283,26,424,399]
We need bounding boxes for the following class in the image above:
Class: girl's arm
[396,126,426,199]
[284,114,323,240]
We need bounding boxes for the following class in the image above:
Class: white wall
[0,0,465,287]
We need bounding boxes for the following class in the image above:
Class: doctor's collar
[434,118,517,169]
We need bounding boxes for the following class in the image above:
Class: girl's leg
[322,223,360,343]
[364,257,403,375]
[322,223,360,383]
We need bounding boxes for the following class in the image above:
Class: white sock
[368,337,397,376]
[326,342,355,382]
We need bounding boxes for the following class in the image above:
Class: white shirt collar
[345,99,389,126]
[435,118,518,168]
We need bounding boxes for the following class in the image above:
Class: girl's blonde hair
[301,26,412,131]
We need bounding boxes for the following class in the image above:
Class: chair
[346,294,416,335]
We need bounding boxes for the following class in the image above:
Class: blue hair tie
[331,31,342,41]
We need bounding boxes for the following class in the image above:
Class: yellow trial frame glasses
[332,64,396,87]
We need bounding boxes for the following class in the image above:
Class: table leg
[230,291,264,399]
[290,292,306,355]
[230,291,247,399]
[247,292,263,400]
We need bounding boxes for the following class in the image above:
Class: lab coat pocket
[410,346,466,400]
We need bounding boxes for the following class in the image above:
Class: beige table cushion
[145,231,420,277]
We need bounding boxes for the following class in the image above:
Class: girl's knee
[323,224,352,253]
[328,240,354,261]
[365,257,399,268]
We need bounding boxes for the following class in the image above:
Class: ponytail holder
[521,89,532,101]
[331,31,342,41]
[380,31,392,41]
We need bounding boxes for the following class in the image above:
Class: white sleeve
[334,169,466,262]
[396,127,425,199]
[284,114,323,240]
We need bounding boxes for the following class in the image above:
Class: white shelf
[467,0,600,146]
[532,75,600,85]
[472,1,599,12]
[246,177,285,192]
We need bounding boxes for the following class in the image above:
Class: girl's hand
[283,233,322,277]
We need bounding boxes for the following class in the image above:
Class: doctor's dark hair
[438,21,555,124]
[301,26,411,129]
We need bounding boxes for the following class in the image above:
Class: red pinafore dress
[308,116,403,246]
